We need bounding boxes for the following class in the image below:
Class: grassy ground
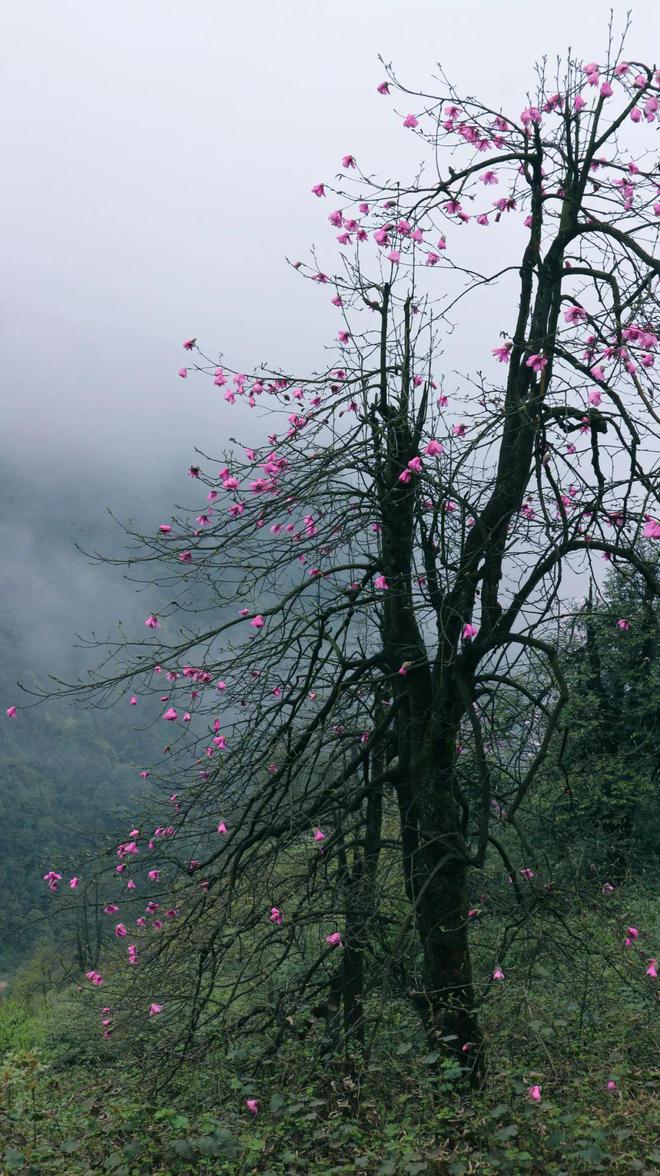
[0,884,657,1173]
[0,971,658,1176]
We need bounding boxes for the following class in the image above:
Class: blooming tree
[41,40,660,1080]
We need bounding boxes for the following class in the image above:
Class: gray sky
[1,0,659,674]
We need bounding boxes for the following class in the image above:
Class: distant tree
[40,38,660,1081]
[552,554,659,879]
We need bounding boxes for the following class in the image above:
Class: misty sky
[2,0,659,678]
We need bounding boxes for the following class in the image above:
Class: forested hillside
[0,476,165,970]
[0,669,151,970]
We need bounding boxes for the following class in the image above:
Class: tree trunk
[410,736,484,1083]
[341,761,383,1047]
[341,938,365,1046]
[416,849,483,1081]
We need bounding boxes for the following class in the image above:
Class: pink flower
[564,305,587,325]
[217,821,228,834]
[403,114,418,128]
[452,423,467,438]
[325,931,343,947]
[520,106,541,126]
[574,94,587,111]
[130,695,137,706]
[69,877,79,889]
[377,81,390,95]
[520,867,535,880]
[424,439,444,457]
[627,926,639,940]
[374,575,389,590]
[162,707,177,721]
[313,828,326,842]
[149,1002,163,1016]
[492,967,504,980]
[588,389,602,407]
[617,619,630,631]
[492,343,512,363]
[85,970,104,987]
[481,170,498,185]
[246,1099,260,1115]
[6,706,16,718]
[525,353,548,373]
[250,615,265,628]
[183,338,196,350]
[607,1080,618,1091]
[462,623,479,641]
[646,959,658,978]
[528,1085,542,1103]
[178,368,188,378]
[600,81,613,98]
[386,250,401,264]
[145,614,160,628]
[311,183,325,198]
[341,154,356,169]
[270,907,283,925]
[114,923,127,938]
[407,456,423,474]
[643,518,660,539]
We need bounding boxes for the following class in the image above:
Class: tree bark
[341,759,383,1046]
[411,735,484,1082]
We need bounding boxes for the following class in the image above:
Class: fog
[2,0,658,685]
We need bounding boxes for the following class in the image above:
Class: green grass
[0,884,657,1173]
[0,976,658,1175]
